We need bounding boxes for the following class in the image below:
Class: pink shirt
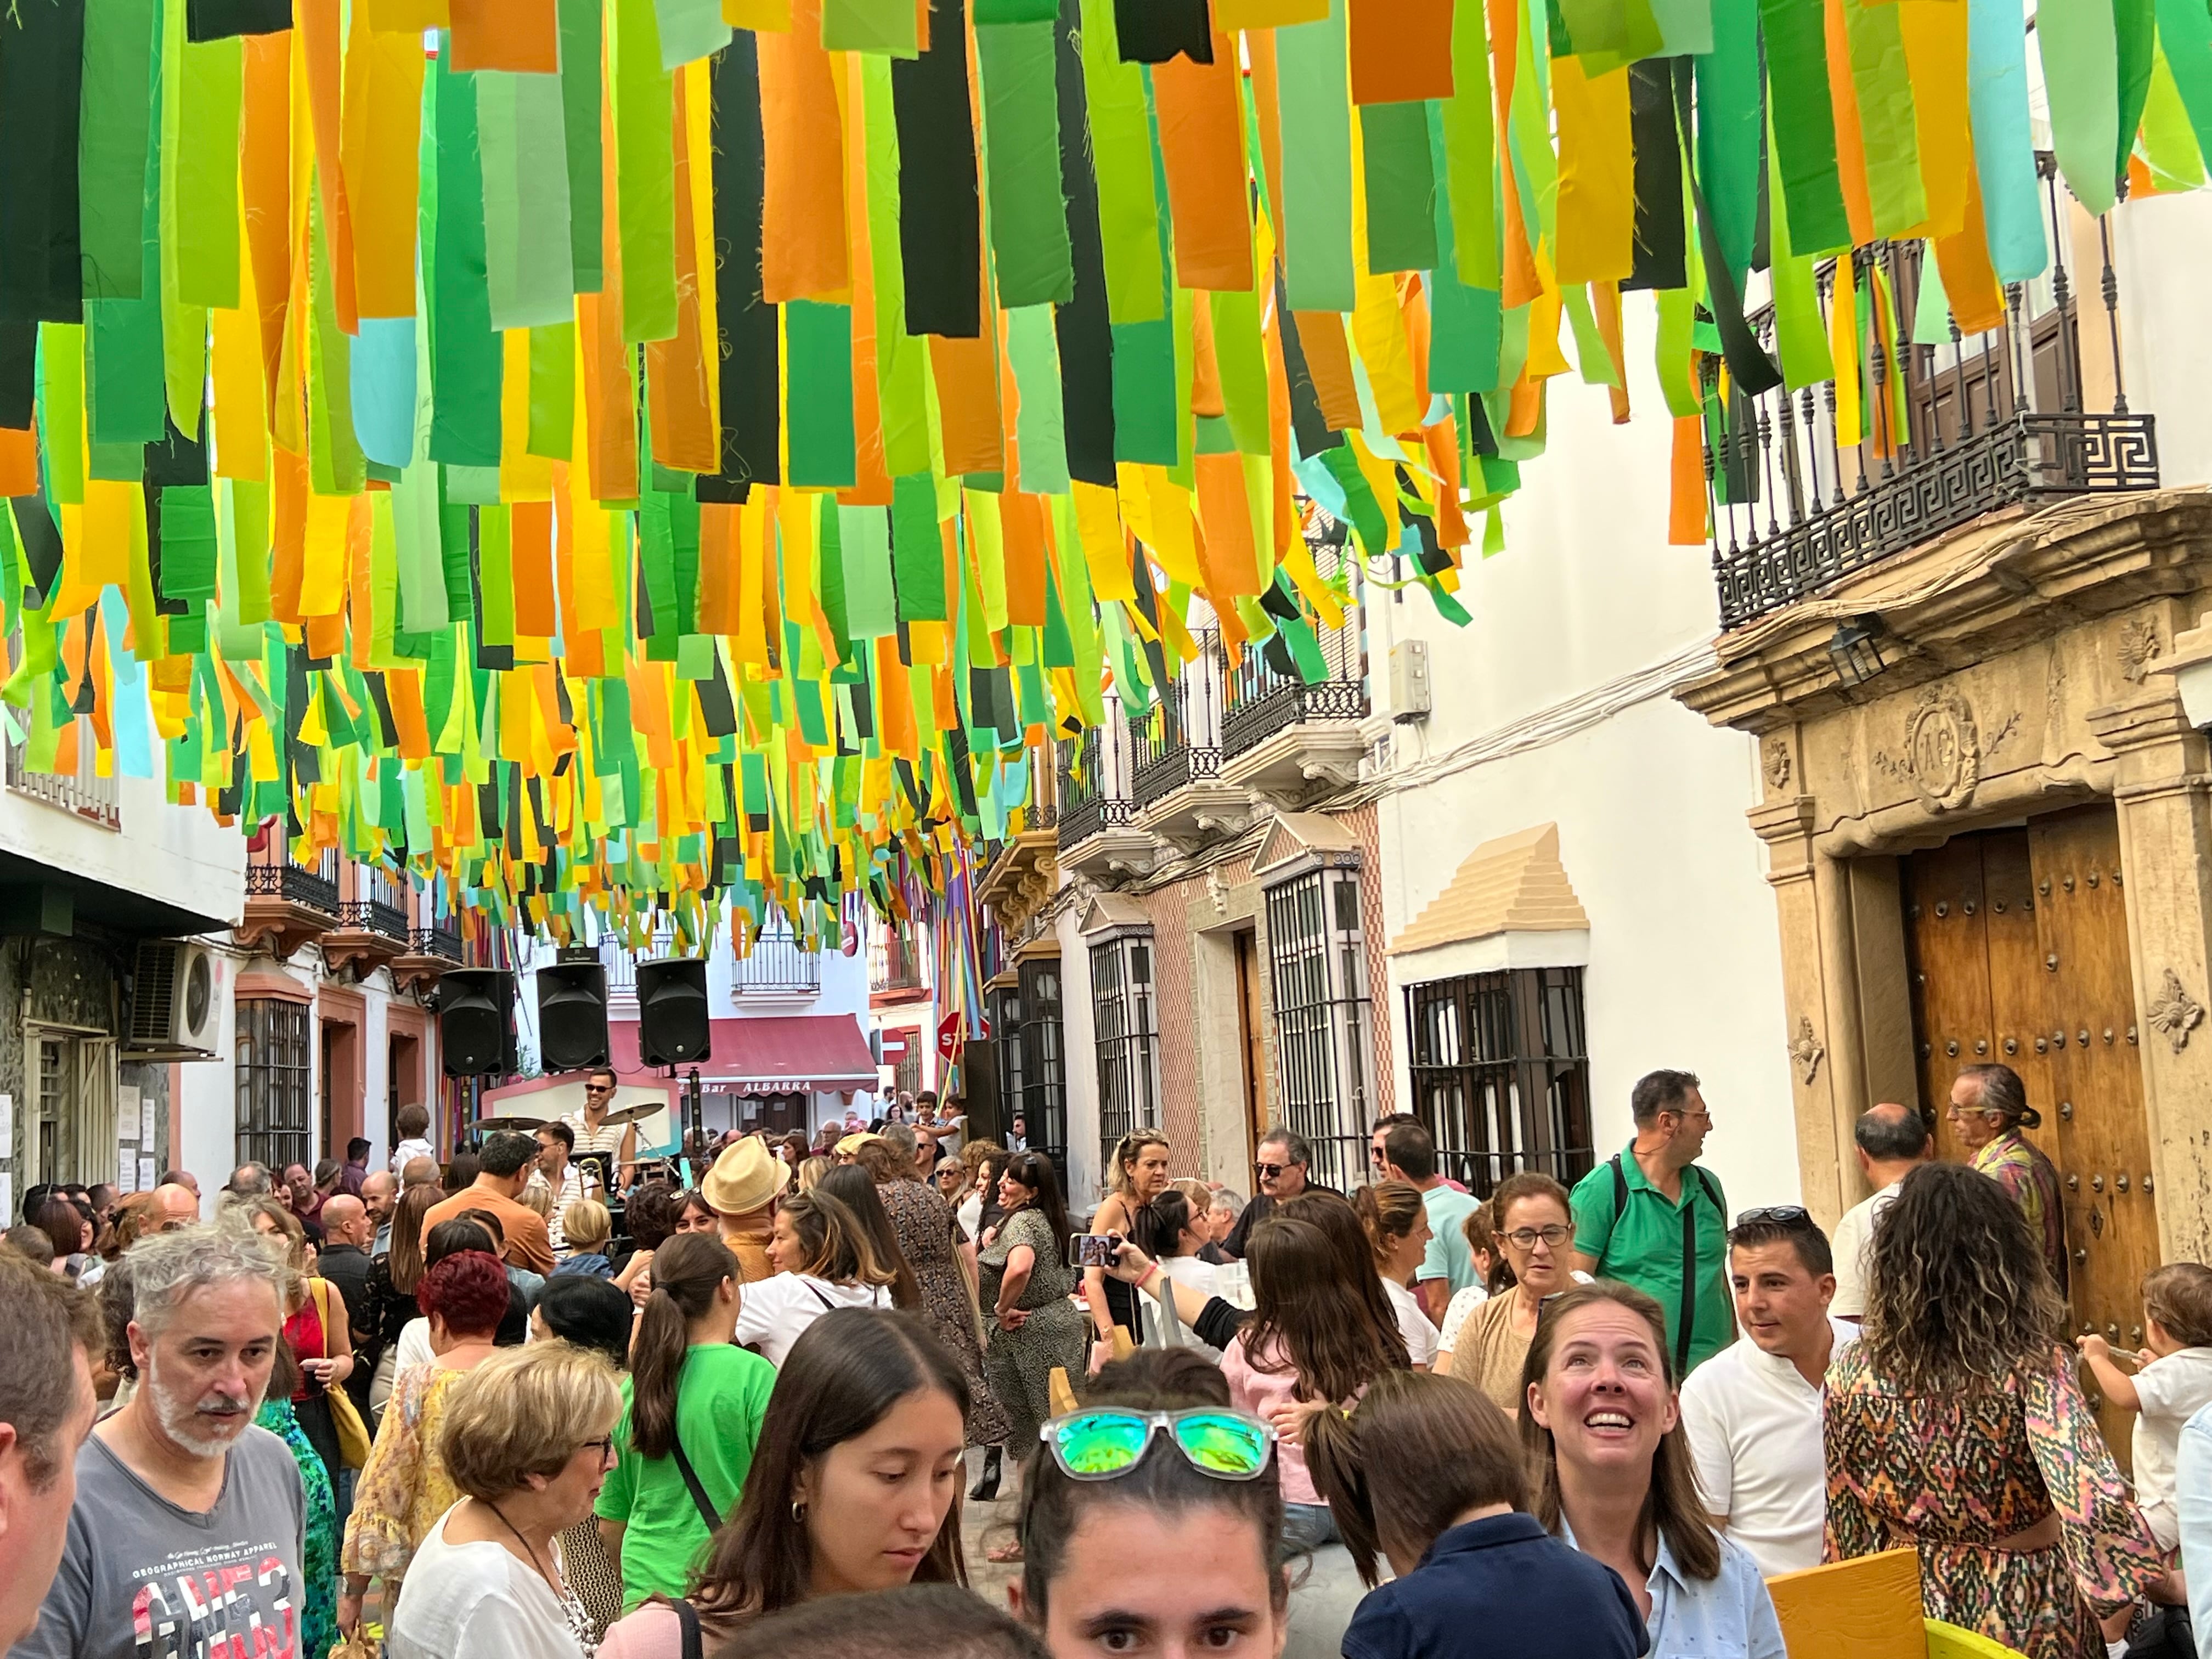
[600,1604,697,1659]
[1221,1334,1322,1504]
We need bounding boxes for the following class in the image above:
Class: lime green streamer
[612,0,680,345]
[79,0,159,302]
[1079,0,1166,326]
[174,35,242,309]
[1278,0,1355,313]
[2040,0,2121,212]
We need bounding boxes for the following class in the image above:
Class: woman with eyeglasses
[1433,1203,1503,1358]
[597,1234,777,1613]
[386,1341,625,1659]
[1522,1281,1785,1659]
[597,1307,969,1658]
[1434,1172,1590,1414]
[1011,1348,1289,1659]
[1829,1161,2157,1659]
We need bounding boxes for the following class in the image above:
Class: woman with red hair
[339,1246,511,1639]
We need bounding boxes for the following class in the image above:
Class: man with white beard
[12,1218,307,1659]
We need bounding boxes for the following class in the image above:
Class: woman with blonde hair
[552,1200,615,1279]
[1086,1130,1172,1372]
[795,1155,832,1194]
[386,1341,625,1659]
[1355,1180,1440,1369]
[1829,1161,2158,1659]
[733,1190,898,1365]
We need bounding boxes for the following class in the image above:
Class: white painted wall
[0,776,246,929]
[1364,299,1803,1209]
[2115,190,2212,491]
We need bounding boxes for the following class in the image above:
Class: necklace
[486,1500,597,1657]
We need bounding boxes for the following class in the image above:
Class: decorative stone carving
[1206,868,1230,917]
[2148,969,2205,1054]
[2118,614,2164,685]
[1901,686,1982,814]
[1763,738,1792,792]
[1787,1015,1825,1085]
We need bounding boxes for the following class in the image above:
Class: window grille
[236,999,312,1175]
[1403,967,1594,1197]
[1262,867,1374,1192]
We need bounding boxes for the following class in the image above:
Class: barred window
[1017,957,1067,1177]
[1088,935,1160,1184]
[236,999,311,1175]
[990,980,1025,1135]
[1263,867,1373,1192]
[1404,967,1593,1198]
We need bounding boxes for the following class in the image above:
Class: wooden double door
[1903,804,2159,1462]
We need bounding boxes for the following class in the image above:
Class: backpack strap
[672,1598,704,1659]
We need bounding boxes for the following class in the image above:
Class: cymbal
[472,1114,545,1133]
[598,1101,665,1127]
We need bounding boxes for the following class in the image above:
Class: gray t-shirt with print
[11,1424,307,1659]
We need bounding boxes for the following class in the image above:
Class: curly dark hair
[1861,1160,2068,1393]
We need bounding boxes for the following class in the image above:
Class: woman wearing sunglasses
[1434,1172,1590,1414]
[1013,1350,1290,1659]
[597,1308,969,1659]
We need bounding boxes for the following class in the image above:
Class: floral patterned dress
[877,1176,1011,1448]
[1826,1341,2160,1659]
[341,1363,466,1585]
[257,1396,338,1659]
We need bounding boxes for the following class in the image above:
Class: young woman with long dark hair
[734,1190,900,1365]
[977,1150,1088,1554]
[595,1234,775,1613]
[819,1162,923,1311]
[596,1308,969,1659]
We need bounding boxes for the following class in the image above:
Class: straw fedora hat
[834,1131,884,1159]
[701,1136,781,1216]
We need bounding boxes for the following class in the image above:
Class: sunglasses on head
[1039,1409,1275,1482]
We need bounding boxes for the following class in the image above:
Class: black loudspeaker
[637,958,712,1066]
[537,961,610,1072]
[438,969,513,1077]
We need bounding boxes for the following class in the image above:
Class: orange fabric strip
[270,447,309,623]
[1669,414,1708,544]
[241,36,294,410]
[1487,0,1540,307]
[1421,417,1470,549]
[449,0,558,72]
[1593,280,1630,424]
[1248,31,1286,242]
[1293,311,1364,431]
[511,501,556,636]
[1150,37,1254,292]
[647,71,719,474]
[698,501,740,635]
[930,331,1006,477]
[1349,0,1453,103]
[759,0,849,303]
[1002,492,1048,626]
[1194,452,1261,597]
[1934,145,2006,334]
[1825,0,1875,247]
[1190,297,1227,417]
[0,426,36,495]
[580,87,640,502]
[840,57,892,506]
[387,668,431,760]
[297,0,359,334]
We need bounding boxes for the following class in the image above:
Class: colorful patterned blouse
[1972,1133,2069,1295]
[1826,1340,2159,1659]
[341,1363,466,1581]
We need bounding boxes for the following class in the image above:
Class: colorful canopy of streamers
[0,0,2186,945]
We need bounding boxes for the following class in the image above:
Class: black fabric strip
[1671,60,1779,394]
[1113,0,1211,63]
[0,0,87,325]
[1052,0,1116,486]
[893,0,981,339]
[0,324,36,431]
[1625,59,1686,294]
[701,36,778,504]
[185,0,291,41]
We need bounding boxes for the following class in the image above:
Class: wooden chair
[1766,1549,2028,1659]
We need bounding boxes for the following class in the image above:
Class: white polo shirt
[1679,1317,1858,1576]
[1827,1181,1901,1319]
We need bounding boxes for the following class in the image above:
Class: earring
[791,1501,806,1523]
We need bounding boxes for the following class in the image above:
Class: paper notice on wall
[124,1084,150,1144]
[0,1175,10,1224]
[115,1152,135,1193]
[0,1094,12,1162]
[137,1156,155,1192]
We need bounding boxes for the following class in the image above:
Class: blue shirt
[1561,1517,1786,1659]
[1419,1183,1482,1293]
[1342,1513,1647,1659]
[2175,1402,2212,1655]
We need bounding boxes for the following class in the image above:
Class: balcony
[979,742,1063,945]
[1709,162,2158,630]
[733,924,820,998]
[1055,716,1156,884]
[871,923,930,1009]
[323,865,414,979]
[1130,630,1256,853]
[237,854,340,961]
[6,738,121,830]
[391,921,464,995]
[1217,539,1370,810]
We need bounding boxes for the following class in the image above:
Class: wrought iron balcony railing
[340,899,410,944]
[410,925,464,963]
[245,861,340,915]
[1132,629,1226,809]
[1056,714,1137,850]
[1709,159,2158,629]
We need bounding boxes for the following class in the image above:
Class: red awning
[610,1013,881,1093]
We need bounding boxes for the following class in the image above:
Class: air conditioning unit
[127,940,220,1060]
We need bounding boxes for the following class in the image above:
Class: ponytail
[1302,1404,1378,1579]
[628,1232,740,1459]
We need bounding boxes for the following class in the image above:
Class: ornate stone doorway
[1901,804,2158,1458]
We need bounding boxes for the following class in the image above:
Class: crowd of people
[2,1059,2208,1659]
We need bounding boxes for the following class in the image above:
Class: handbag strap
[665,1360,721,1532]
[672,1598,703,1659]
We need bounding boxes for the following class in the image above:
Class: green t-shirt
[1567,1146,1731,1375]
[595,1343,778,1611]
[1418,1183,1482,1293]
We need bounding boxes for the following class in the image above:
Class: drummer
[565,1066,640,1188]
[529,1121,601,1261]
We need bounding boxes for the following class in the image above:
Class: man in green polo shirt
[1568,1068,1733,1375]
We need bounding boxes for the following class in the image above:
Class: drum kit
[469,1099,663,1136]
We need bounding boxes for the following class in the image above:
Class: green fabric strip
[1841,0,1928,234]
[891,472,945,623]
[2117,0,2156,183]
[558,0,606,295]
[2141,44,2208,187]
[612,0,680,345]
[1278,0,1356,313]
[1440,0,1498,292]
[1758,0,1849,256]
[1079,0,1166,326]
[78,0,159,303]
[2155,0,2212,166]
[861,58,931,479]
[977,20,1075,309]
[1361,101,1438,275]
[174,35,242,310]
[1210,287,1271,455]
[2041,0,2120,212]
[426,50,504,469]
[1765,106,1833,390]
[528,323,575,459]
[652,0,731,69]
[786,300,859,488]
[825,0,922,53]
[1695,0,1764,279]
[1007,304,1072,490]
[478,71,578,330]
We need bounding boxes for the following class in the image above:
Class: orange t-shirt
[421,1183,556,1277]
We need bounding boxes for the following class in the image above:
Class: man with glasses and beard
[13,1218,307,1659]
[1220,1127,1333,1259]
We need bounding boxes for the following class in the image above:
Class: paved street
[960,1450,1368,1656]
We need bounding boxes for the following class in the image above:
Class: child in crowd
[1307,1368,1646,1659]
[390,1101,436,1176]
[2079,1261,2212,1603]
